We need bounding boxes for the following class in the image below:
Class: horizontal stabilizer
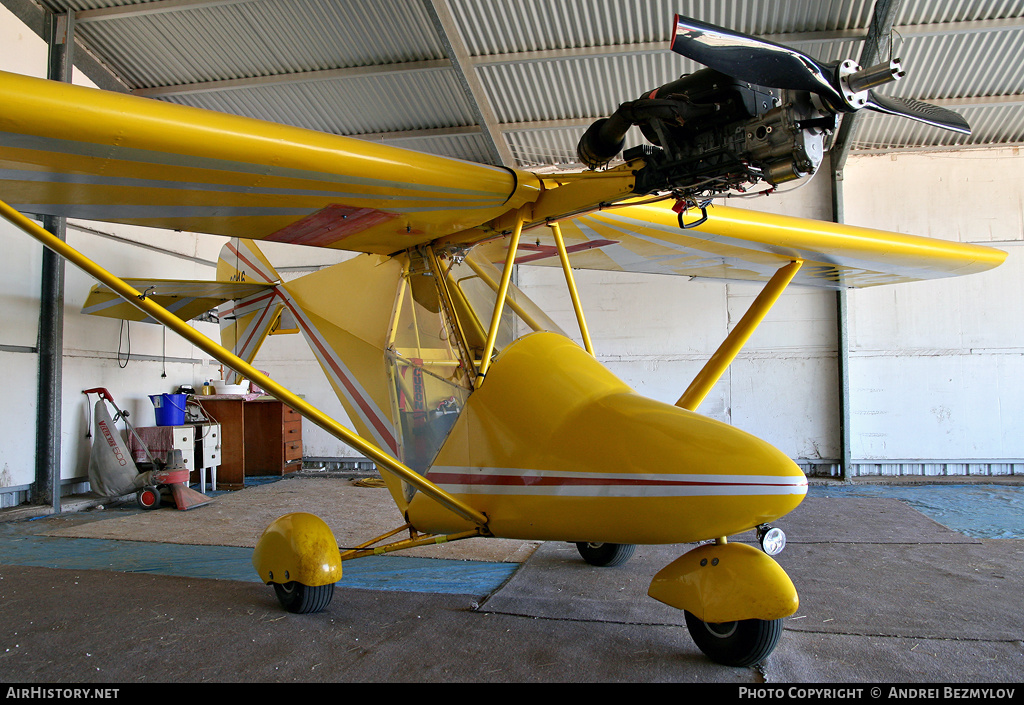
[82,279,273,324]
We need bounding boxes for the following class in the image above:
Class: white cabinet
[194,423,221,492]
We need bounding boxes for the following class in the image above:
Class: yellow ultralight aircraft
[0,16,1006,666]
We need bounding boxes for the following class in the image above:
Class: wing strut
[477,217,525,385]
[0,198,490,530]
[550,221,595,355]
[677,260,803,411]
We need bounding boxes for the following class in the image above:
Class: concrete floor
[1,475,1022,685]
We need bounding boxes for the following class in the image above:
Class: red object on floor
[167,483,214,511]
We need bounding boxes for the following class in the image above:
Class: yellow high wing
[1,69,1003,285]
[477,201,1006,288]
[0,70,542,252]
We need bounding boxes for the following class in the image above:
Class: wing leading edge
[480,201,1006,288]
[0,70,539,254]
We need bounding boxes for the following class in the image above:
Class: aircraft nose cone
[552,391,806,541]
[427,332,808,544]
[579,389,809,538]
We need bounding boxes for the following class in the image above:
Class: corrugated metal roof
[73,0,446,87]
[160,68,476,134]
[22,0,1024,168]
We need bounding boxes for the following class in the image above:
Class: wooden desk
[196,396,302,490]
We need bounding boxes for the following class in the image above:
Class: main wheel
[575,542,636,567]
[272,581,335,614]
[684,611,783,667]
[136,486,161,510]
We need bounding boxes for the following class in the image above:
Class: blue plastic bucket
[150,394,187,426]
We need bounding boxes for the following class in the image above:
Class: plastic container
[213,382,249,395]
[150,393,187,426]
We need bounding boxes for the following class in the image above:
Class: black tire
[684,610,783,667]
[272,581,335,614]
[136,486,161,510]
[575,542,636,567]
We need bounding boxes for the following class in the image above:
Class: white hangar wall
[842,149,1024,474]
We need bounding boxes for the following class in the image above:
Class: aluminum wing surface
[478,202,1006,288]
[0,71,536,255]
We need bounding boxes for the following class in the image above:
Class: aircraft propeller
[668,15,970,134]
[577,15,971,200]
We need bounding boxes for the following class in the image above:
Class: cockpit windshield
[448,250,567,354]
[383,247,567,488]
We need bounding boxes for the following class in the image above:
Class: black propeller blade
[670,15,846,110]
[864,92,971,134]
[669,14,971,135]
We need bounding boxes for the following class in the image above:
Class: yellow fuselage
[407,332,807,543]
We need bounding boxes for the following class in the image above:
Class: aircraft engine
[577,15,970,208]
[576,67,836,198]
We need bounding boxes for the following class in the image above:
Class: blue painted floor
[808,482,1024,539]
[2,482,1021,597]
[0,513,519,598]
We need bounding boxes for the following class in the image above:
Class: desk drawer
[284,439,303,461]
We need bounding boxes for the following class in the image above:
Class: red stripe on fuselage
[426,472,800,489]
[276,293,398,454]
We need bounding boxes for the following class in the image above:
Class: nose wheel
[684,611,783,667]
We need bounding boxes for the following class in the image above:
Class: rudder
[217,239,288,383]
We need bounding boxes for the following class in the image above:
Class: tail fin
[216,239,290,384]
[277,251,408,509]
[216,238,280,286]
[224,244,409,509]
[81,237,413,512]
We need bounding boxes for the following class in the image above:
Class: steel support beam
[832,167,853,483]
[831,0,903,173]
[423,0,513,166]
[33,10,74,511]
[0,0,128,92]
[831,0,903,482]
[133,60,453,98]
